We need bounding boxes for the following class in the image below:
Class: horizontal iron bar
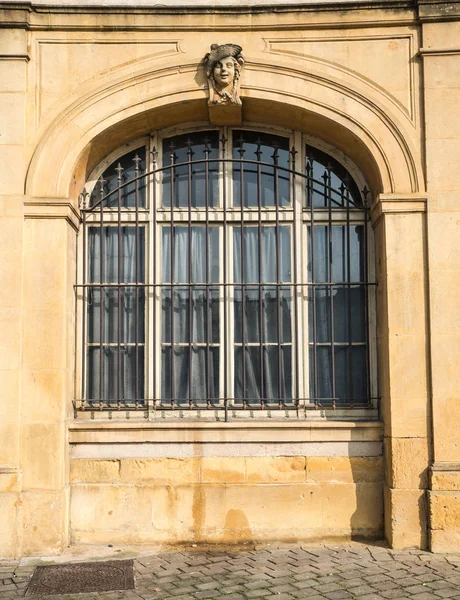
[74,281,377,288]
[85,157,363,212]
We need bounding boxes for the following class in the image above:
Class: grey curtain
[87,226,145,401]
[233,226,292,401]
[307,224,366,402]
[161,226,219,401]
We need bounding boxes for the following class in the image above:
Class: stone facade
[0,0,459,557]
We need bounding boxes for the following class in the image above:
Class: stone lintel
[370,193,427,225]
[24,199,80,232]
[68,420,383,445]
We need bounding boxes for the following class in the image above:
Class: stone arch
[25,53,424,201]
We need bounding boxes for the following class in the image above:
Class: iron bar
[151,146,158,411]
[256,140,264,409]
[307,156,318,407]
[99,177,105,408]
[116,163,123,411]
[291,145,300,411]
[169,143,176,407]
[221,134,229,422]
[273,144,282,409]
[238,137,247,407]
[363,187,371,407]
[88,157,362,213]
[134,154,141,409]
[325,166,336,406]
[187,139,193,408]
[345,181,354,407]
[80,190,87,409]
[204,137,211,408]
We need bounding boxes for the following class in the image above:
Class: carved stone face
[213,57,236,88]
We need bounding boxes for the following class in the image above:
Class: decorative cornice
[370,193,427,224]
[24,200,81,232]
[0,0,418,32]
[0,53,30,61]
[419,47,460,56]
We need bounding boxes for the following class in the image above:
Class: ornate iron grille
[75,130,376,418]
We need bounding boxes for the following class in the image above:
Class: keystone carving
[204,43,245,106]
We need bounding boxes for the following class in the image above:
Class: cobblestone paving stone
[1,544,460,600]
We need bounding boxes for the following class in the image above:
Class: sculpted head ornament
[204,43,244,106]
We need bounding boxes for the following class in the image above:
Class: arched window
[76,127,375,416]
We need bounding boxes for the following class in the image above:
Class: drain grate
[26,560,134,596]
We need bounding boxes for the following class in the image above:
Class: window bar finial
[362,185,370,207]
[290,145,298,172]
[79,188,89,211]
[255,137,263,162]
[220,133,227,158]
[237,134,245,159]
[271,140,279,166]
[150,146,158,169]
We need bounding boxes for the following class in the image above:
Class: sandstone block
[21,491,67,556]
[385,437,429,490]
[384,486,427,549]
[70,459,120,484]
[119,458,200,484]
[201,457,245,483]
[306,456,383,484]
[0,493,19,558]
[245,456,305,483]
[431,470,460,491]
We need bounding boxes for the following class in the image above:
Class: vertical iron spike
[202,136,211,157]
[168,140,176,164]
[237,133,245,158]
[255,137,263,161]
[115,162,124,181]
[133,154,142,174]
[220,134,227,156]
[362,185,370,206]
[290,145,298,170]
[150,146,158,167]
[272,143,279,166]
[185,137,194,159]
[98,176,106,205]
[79,188,89,211]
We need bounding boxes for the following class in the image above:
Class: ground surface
[2,543,460,600]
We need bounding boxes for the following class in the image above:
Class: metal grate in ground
[25,559,134,596]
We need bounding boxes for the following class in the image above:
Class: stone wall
[70,455,384,545]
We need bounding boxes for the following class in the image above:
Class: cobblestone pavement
[2,543,460,600]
